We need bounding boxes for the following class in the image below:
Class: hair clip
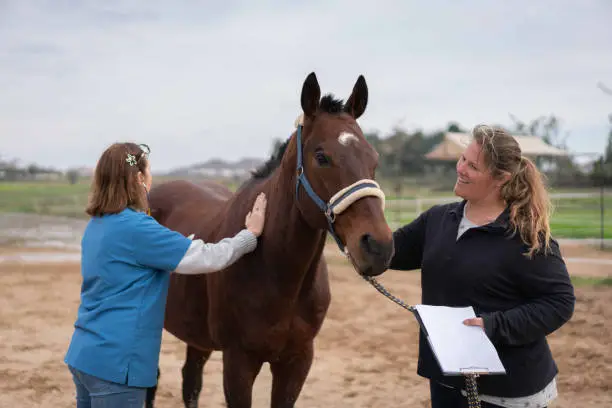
[126,153,137,166]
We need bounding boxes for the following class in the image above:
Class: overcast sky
[1,0,611,171]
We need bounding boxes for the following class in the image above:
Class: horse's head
[293,72,394,276]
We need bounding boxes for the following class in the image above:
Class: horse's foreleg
[269,342,314,408]
[145,367,160,408]
[182,346,212,408]
[222,348,264,408]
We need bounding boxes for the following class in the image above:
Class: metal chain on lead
[361,275,481,408]
[465,374,481,408]
[361,275,415,312]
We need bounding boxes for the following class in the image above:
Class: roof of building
[425,132,568,161]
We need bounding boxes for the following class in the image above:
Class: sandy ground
[0,244,610,408]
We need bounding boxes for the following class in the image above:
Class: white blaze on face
[338,131,358,146]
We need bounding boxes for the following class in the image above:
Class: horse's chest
[241,313,322,357]
[251,300,324,334]
[210,262,331,353]
[216,296,328,353]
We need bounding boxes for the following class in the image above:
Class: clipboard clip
[460,367,490,375]
[361,277,484,407]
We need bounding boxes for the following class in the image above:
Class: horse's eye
[314,149,331,166]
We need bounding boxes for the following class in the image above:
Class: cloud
[0,0,611,171]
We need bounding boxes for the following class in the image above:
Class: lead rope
[361,275,481,408]
[465,374,481,408]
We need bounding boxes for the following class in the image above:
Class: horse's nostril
[360,234,380,256]
[360,234,394,267]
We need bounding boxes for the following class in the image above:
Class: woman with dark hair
[64,142,267,407]
[390,125,575,408]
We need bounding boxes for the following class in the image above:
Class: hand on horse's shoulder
[245,192,267,237]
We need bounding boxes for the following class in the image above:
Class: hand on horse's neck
[465,196,506,226]
[266,164,327,255]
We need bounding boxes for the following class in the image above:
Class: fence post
[394,183,402,228]
[601,181,605,250]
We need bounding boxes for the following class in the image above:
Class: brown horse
[145,72,394,408]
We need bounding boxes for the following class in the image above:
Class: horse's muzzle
[357,233,394,276]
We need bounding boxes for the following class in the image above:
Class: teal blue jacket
[64,208,191,387]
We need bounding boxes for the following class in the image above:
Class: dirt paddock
[0,243,610,407]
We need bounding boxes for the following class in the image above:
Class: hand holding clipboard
[412,304,506,376]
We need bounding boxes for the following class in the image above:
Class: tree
[27,164,40,175]
[597,81,612,96]
[598,82,612,163]
[446,122,465,133]
[508,114,568,149]
[589,116,612,185]
[590,82,612,185]
[604,119,612,163]
[66,169,80,185]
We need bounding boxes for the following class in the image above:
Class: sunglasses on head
[138,143,150,159]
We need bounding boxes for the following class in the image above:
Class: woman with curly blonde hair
[389,125,575,408]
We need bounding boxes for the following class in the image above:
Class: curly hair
[472,125,553,257]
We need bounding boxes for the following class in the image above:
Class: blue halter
[294,124,384,252]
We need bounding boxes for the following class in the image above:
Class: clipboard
[411,304,506,376]
[360,275,497,407]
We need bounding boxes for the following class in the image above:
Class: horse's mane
[249,94,345,181]
[250,138,291,179]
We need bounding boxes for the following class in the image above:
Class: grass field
[0,181,91,218]
[1,179,610,239]
[571,276,612,287]
[385,193,612,239]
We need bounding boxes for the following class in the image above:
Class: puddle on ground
[0,252,81,264]
[1,212,611,266]
[0,213,86,250]
[0,213,85,263]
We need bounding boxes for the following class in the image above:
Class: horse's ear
[301,72,320,117]
[344,75,368,119]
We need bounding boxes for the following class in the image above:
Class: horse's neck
[259,164,327,293]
